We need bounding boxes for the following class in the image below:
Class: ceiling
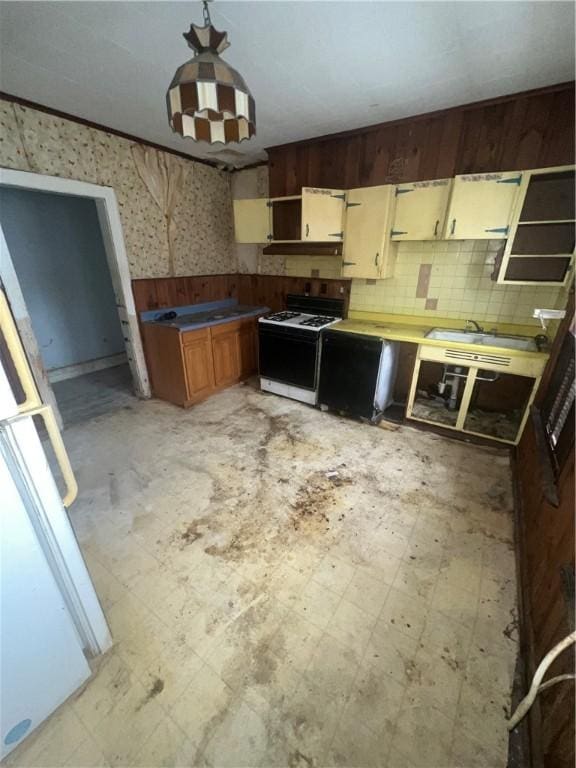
[0,1,574,168]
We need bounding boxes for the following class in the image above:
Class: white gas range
[258,295,344,405]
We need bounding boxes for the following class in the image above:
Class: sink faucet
[465,319,484,333]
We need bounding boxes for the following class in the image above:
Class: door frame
[0,167,150,406]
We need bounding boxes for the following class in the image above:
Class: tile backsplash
[350,240,569,325]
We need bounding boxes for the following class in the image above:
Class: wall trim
[48,353,128,383]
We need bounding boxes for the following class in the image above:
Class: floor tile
[378,587,429,640]
[169,663,235,749]
[327,720,391,768]
[292,579,342,630]
[326,597,378,657]
[89,680,166,766]
[391,704,454,768]
[268,610,325,673]
[342,568,391,617]
[303,632,362,700]
[311,554,356,595]
[364,623,420,687]
[342,662,405,740]
[201,699,268,767]
[72,651,134,730]
[130,717,197,768]
[431,580,479,629]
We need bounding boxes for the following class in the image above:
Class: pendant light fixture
[166,0,256,144]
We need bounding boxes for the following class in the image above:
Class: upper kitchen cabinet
[233,198,270,243]
[301,187,346,242]
[233,188,345,243]
[391,179,452,241]
[342,185,397,279]
[444,171,522,240]
[497,165,575,285]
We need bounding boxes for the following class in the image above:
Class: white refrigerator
[0,289,111,759]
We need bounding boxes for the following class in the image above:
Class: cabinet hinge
[484,227,509,235]
[330,194,346,200]
[346,201,362,209]
[328,232,344,238]
[395,188,414,196]
[497,176,522,185]
[267,234,273,240]
[342,261,357,266]
[266,201,273,208]
[391,229,408,237]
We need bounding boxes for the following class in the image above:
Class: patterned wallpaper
[0,100,235,279]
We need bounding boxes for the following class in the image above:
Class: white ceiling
[0,1,574,167]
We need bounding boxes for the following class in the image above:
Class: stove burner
[267,311,301,322]
[299,315,334,328]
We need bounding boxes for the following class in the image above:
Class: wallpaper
[0,100,235,279]
[350,240,568,326]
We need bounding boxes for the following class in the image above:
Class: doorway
[0,169,149,427]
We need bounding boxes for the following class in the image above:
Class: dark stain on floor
[176,521,204,547]
[135,677,164,711]
[291,469,352,532]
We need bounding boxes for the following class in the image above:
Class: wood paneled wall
[267,83,575,196]
[514,293,575,768]
[131,274,352,315]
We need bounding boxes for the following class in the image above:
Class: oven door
[258,324,319,390]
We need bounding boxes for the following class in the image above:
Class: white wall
[0,188,125,372]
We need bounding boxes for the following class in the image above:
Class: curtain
[131,145,189,276]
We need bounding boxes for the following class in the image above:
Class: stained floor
[7,381,518,767]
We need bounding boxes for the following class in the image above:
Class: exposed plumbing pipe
[507,631,576,731]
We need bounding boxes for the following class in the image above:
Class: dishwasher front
[318,330,398,422]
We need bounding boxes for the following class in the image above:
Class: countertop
[330,311,549,360]
[140,299,269,332]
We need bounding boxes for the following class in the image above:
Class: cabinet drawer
[181,328,210,346]
[210,321,241,338]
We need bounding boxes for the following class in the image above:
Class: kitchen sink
[425,328,538,352]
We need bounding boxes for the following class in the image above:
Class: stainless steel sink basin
[425,328,537,352]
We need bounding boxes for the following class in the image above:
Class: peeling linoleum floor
[7,381,518,768]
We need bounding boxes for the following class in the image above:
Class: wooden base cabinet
[143,317,259,407]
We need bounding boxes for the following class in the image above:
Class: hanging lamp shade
[167,6,255,144]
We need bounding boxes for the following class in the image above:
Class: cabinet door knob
[450,218,456,236]
[434,219,439,237]
[305,223,309,238]
[374,252,379,266]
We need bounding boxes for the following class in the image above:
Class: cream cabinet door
[342,186,396,279]
[444,172,523,240]
[391,179,452,240]
[233,198,270,243]
[301,187,345,242]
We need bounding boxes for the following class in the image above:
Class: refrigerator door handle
[0,290,78,506]
[0,290,42,413]
[4,406,78,507]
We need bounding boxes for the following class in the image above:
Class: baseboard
[48,353,127,383]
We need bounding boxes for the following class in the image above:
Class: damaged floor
[6,380,518,768]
